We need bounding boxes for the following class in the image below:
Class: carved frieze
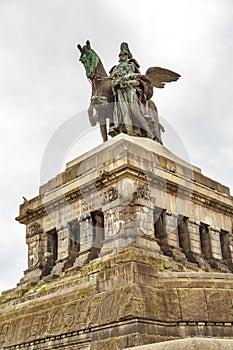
[102,186,118,204]
[28,241,40,268]
[133,184,150,200]
[104,208,122,237]
[27,222,43,237]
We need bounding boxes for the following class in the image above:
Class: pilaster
[156,211,186,262]
[101,182,161,255]
[51,225,70,276]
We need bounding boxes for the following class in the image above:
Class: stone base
[186,252,211,271]
[17,267,42,286]
[9,133,233,349]
[2,247,233,349]
[100,233,161,256]
[163,246,186,263]
[209,259,231,273]
[50,257,69,276]
[73,247,100,267]
[124,337,233,349]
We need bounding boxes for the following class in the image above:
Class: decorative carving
[63,305,75,328]
[0,323,8,344]
[137,206,153,234]
[28,240,40,268]
[103,186,118,204]
[133,184,150,199]
[16,165,233,225]
[188,218,200,226]
[50,309,64,332]
[30,315,43,336]
[27,222,43,237]
[104,208,123,237]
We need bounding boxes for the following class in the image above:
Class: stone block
[178,288,208,321]
[124,338,233,349]
[153,288,181,322]
[205,289,233,322]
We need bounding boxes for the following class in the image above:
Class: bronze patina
[77,41,180,144]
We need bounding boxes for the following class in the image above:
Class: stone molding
[16,164,233,225]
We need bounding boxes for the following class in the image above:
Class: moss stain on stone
[153,294,158,313]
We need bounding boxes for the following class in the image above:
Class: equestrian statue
[77,40,180,144]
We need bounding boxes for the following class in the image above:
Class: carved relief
[81,200,89,215]
[134,184,150,199]
[0,323,8,344]
[28,240,40,268]
[63,304,75,328]
[105,208,123,237]
[50,309,64,332]
[39,311,53,336]
[137,206,153,234]
[103,186,118,204]
[4,321,17,343]
[27,222,43,237]
[30,315,43,336]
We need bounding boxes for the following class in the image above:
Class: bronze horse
[77,41,180,143]
[77,41,114,142]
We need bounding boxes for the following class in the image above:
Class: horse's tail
[88,105,97,127]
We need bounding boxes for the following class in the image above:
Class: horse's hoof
[108,127,119,137]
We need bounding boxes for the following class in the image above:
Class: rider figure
[109,45,154,139]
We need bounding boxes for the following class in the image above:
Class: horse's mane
[95,57,108,78]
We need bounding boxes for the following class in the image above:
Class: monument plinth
[1,41,233,349]
[0,134,233,349]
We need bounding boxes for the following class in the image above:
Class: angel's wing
[145,67,181,88]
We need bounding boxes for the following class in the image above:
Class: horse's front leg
[98,112,108,142]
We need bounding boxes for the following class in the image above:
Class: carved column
[208,226,230,271]
[79,216,93,251]
[164,211,180,249]
[178,218,209,269]
[208,226,222,260]
[90,211,104,248]
[73,215,99,267]
[220,230,233,270]
[163,211,186,262]
[19,222,44,284]
[186,219,202,255]
[155,210,186,262]
[200,225,229,272]
[51,225,69,276]
[101,182,161,255]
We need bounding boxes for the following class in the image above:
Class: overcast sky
[0,0,232,293]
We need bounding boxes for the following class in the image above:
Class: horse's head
[77,40,100,80]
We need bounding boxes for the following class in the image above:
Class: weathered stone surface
[1,247,233,349]
[205,289,233,322]
[1,134,232,349]
[153,288,180,322]
[124,337,233,349]
[178,288,208,321]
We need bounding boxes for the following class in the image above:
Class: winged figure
[146,67,180,89]
[78,41,180,144]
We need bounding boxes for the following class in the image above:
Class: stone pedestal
[1,133,232,349]
[101,194,161,255]
[124,338,233,350]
